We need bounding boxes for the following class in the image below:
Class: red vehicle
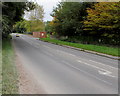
[33,32,46,38]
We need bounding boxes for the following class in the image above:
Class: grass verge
[2,39,19,94]
[40,37,119,57]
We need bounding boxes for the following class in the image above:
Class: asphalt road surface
[12,34,118,94]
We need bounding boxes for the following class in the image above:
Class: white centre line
[89,60,118,70]
[98,70,116,77]
[77,60,109,72]
[62,61,112,85]
[77,60,117,78]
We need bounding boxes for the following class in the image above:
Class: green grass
[2,39,19,94]
[40,37,119,57]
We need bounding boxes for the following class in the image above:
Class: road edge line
[39,39,119,60]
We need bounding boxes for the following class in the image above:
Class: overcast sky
[24,0,61,22]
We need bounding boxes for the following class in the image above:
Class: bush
[63,36,119,47]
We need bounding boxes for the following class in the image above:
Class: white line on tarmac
[44,51,54,57]
[77,60,116,78]
[62,61,112,85]
[43,45,52,49]
[98,70,116,77]
[89,60,118,70]
[78,60,109,72]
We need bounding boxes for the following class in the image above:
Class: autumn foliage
[84,2,120,39]
[47,2,120,46]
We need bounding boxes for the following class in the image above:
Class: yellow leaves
[49,17,60,27]
[49,21,54,26]
[97,0,119,2]
[84,2,120,30]
[99,25,113,29]
[30,20,44,32]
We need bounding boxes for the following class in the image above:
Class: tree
[23,3,45,33]
[30,20,44,32]
[14,19,45,34]
[84,2,120,45]
[28,3,44,21]
[2,2,35,38]
[13,20,27,33]
[51,2,94,37]
[45,21,54,34]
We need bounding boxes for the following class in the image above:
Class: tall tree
[45,21,53,34]
[84,2,120,44]
[28,3,44,21]
[24,3,45,33]
[2,2,35,38]
[51,2,94,37]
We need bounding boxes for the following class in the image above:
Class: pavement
[12,33,119,94]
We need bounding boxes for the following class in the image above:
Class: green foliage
[2,2,35,38]
[30,20,44,32]
[13,20,26,33]
[15,3,45,33]
[14,20,44,33]
[49,2,119,46]
[45,21,54,33]
[84,2,120,45]
[50,2,94,37]
[2,15,11,37]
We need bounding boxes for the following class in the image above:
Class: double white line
[77,60,117,78]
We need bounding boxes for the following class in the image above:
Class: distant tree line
[13,20,44,34]
[45,2,120,46]
[13,3,44,34]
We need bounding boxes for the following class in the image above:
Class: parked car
[16,34,20,37]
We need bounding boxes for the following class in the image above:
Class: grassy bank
[2,39,19,94]
[40,37,119,57]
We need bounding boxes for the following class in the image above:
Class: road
[12,34,118,94]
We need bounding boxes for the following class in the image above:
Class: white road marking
[21,37,41,48]
[21,38,81,59]
[77,60,116,78]
[98,70,116,77]
[78,60,109,72]
[89,60,118,70]
[62,61,112,85]
[43,45,52,49]
[66,53,74,57]
[18,35,116,85]
[21,35,118,78]
[56,50,76,57]
[44,51,54,57]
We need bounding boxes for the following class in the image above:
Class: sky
[24,0,118,21]
[24,0,61,22]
